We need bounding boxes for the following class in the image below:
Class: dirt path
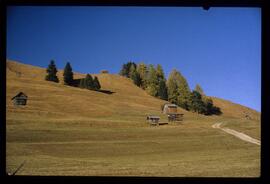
[212,122,261,146]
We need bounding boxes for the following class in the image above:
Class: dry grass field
[6,60,261,176]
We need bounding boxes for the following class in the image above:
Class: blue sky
[7,6,261,112]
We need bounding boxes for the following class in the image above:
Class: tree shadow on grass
[96,89,115,95]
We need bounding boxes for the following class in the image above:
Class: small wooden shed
[11,92,28,106]
[146,115,160,126]
[100,70,109,74]
[163,103,177,114]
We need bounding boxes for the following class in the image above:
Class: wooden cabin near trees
[12,92,28,106]
[162,103,184,122]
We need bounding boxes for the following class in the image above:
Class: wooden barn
[163,103,178,114]
[12,92,28,106]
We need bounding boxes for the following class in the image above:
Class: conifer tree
[166,77,178,104]
[158,79,168,100]
[79,78,85,88]
[119,61,137,78]
[145,64,159,97]
[119,63,129,77]
[45,60,59,83]
[156,64,165,81]
[85,74,94,89]
[156,64,168,100]
[190,90,206,114]
[136,62,148,89]
[63,62,73,85]
[130,64,141,86]
[167,69,191,110]
[93,76,101,90]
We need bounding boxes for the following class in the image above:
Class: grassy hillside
[6,60,260,176]
[7,60,191,122]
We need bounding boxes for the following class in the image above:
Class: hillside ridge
[6,59,260,121]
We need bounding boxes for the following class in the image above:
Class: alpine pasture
[6,60,260,176]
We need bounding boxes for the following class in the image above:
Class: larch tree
[136,62,148,89]
[129,64,141,86]
[195,84,205,96]
[167,69,191,110]
[145,64,159,97]
[156,64,165,81]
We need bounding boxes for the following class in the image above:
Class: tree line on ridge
[119,61,221,115]
[45,60,101,91]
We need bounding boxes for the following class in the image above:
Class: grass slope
[6,60,260,176]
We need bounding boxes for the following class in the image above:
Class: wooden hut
[163,103,177,114]
[162,103,184,122]
[100,70,109,74]
[12,92,28,106]
[146,115,160,126]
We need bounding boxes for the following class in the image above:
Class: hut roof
[164,104,177,108]
[11,92,28,100]
[100,70,109,73]
[147,115,160,119]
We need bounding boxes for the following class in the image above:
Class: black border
[1,0,7,181]
[1,0,269,183]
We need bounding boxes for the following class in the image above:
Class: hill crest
[6,59,260,121]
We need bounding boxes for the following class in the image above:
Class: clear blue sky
[7,6,261,112]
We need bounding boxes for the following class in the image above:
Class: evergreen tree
[63,62,73,85]
[45,60,59,83]
[156,64,165,81]
[195,84,205,96]
[93,76,101,90]
[130,64,142,86]
[167,69,191,110]
[119,63,129,77]
[190,90,206,114]
[119,61,137,78]
[85,74,94,90]
[79,78,85,88]
[177,90,192,110]
[156,64,167,100]
[147,65,158,84]
[158,79,168,100]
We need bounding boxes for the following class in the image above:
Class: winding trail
[212,122,261,146]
